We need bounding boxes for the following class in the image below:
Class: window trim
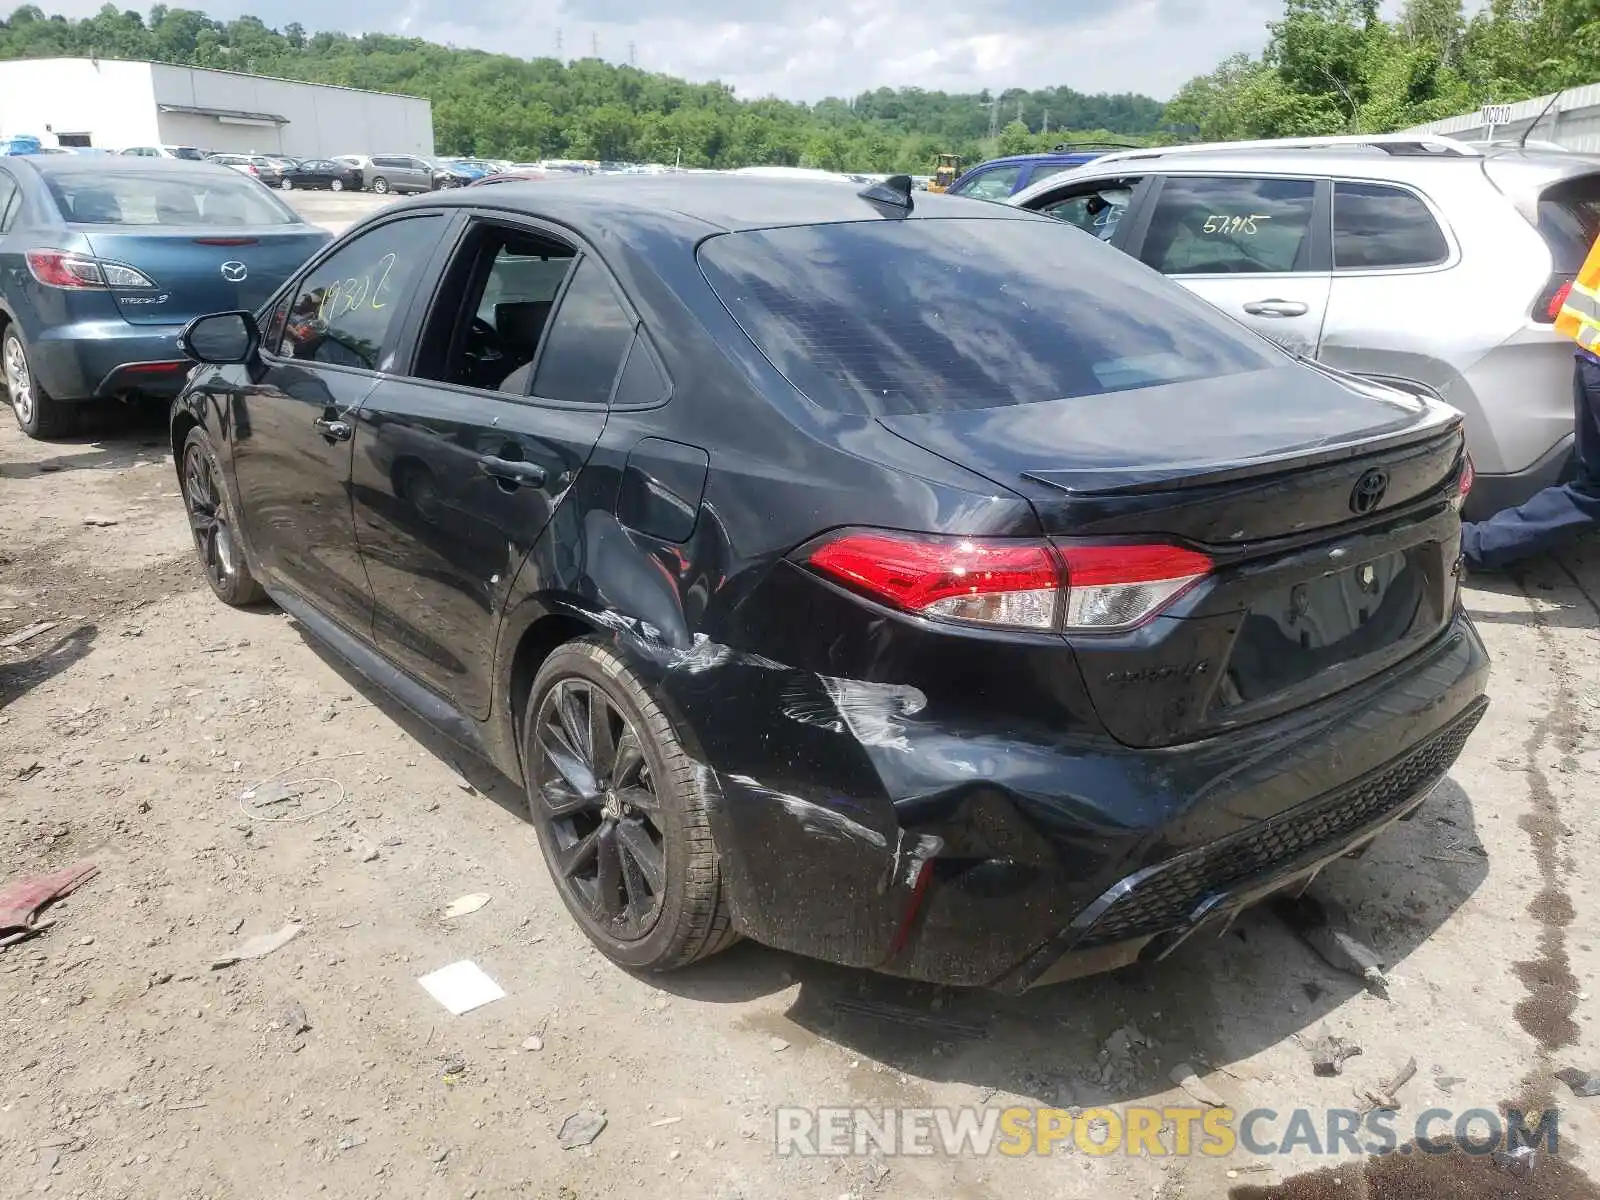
[390,209,657,412]
[257,209,459,381]
[1124,171,1331,278]
[1329,177,1457,276]
[0,168,21,233]
[608,324,674,412]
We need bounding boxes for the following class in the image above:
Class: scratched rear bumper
[664,610,1488,988]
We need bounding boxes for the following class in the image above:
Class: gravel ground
[3,190,1600,1199]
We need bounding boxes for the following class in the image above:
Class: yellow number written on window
[315,252,401,324]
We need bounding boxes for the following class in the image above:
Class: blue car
[947,143,1140,202]
[0,156,330,437]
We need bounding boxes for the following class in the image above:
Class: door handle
[1242,298,1309,318]
[314,416,352,441]
[477,455,546,487]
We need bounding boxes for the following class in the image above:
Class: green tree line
[0,3,1168,169]
[1166,0,1599,140]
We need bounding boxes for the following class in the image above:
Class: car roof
[387,173,1046,236]
[970,151,1106,168]
[1008,140,1600,206]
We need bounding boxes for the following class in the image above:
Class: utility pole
[1016,99,1024,124]
[555,27,563,57]
[979,97,1000,152]
[591,32,599,58]
[628,41,636,66]
[1042,108,1049,136]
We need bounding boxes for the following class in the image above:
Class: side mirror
[178,311,259,365]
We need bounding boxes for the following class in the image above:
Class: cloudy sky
[47,0,1286,102]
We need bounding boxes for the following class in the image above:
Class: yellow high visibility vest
[1556,235,1600,353]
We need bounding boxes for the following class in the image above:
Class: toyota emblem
[220,261,248,283]
[1349,468,1389,515]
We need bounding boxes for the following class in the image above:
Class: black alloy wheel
[531,675,668,942]
[182,428,264,606]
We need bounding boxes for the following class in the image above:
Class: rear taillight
[1536,275,1575,323]
[1057,543,1215,630]
[802,530,1212,632]
[26,249,156,290]
[1453,452,1475,511]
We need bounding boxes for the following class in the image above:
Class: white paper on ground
[417,960,506,1015]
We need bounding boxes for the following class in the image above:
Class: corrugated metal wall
[1402,84,1600,153]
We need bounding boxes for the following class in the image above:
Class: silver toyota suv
[1009,134,1600,518]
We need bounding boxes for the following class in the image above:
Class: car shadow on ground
[1462,540,1600,628]
[658,776,1487,1111]
[0,622,97,709]
[0,403,170,479]
[285,612,1488,1111]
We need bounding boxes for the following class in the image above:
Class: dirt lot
[5,190,1600,1200]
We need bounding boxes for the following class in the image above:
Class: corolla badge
[220,261,248,283]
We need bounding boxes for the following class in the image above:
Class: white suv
[1010,134,1600,517]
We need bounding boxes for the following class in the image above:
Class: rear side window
[1537,175,1600,273]
[697,217,1280,417]
[531,258,635,405]
[952,165,1021,201]
[1333,182,1448,269]
[45,170,298,226]
[1141,176,1315,275]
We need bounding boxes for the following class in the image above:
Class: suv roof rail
[1050,140,1145,153]
[1088,133,1485,166]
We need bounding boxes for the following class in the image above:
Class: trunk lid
[878,361,1468,748]
[80,227,330,325]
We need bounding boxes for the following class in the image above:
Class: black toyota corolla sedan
[169,175,1488,991]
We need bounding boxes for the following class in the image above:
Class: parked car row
[144,168,1486,995]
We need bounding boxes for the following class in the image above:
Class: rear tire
[4,327,73,439]
[371,176,389,194]
[279,178,292,191]
[524,639,737,971]
[330,178,344,192]
[181,426,266,607]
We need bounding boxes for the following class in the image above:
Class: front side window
[1037,178,1140,242]
[952,165,1022,201]
[698,217,1280,416]
[1140,175,1316,275]
[1333,182,1449,269]
[277,214,447,370]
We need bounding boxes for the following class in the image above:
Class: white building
[1402,84,1600,154]
[0,57,434,157]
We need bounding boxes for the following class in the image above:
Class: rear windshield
[170,147,205,161]
[46,170,298,227]
[1537,174,1600,272]
[697,217,1280,415]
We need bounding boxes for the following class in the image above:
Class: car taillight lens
[26,250,156,290]
[803,531,1212,632]
[1057,543,1215,630]
[1536,275,1575,323]
[1453,452,1474,511]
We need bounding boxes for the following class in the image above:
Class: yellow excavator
[928,153,963,193]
